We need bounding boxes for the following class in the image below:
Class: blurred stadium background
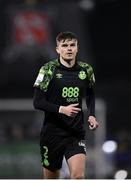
[0,0,131,179]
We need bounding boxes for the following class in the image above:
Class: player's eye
[61,44,68,47]
[70,43,75,47]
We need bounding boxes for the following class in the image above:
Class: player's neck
[59,57,76,68]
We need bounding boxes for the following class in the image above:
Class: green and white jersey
[34,59,95,138]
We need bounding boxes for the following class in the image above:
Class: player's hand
[88,116,98,130]
[59,103,81,117]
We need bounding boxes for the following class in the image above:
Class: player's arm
[86,64,95,117]
[86,87,95,116]
[86,65,98,129]
[86,87,98,130]
[33,65,60,113]
[33,87,60,113]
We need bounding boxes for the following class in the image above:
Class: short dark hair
[56,31,78,44]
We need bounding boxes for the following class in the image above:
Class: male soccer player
[33,31,98,179]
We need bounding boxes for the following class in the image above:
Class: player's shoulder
[77,60,93,70]
[42,59,60,68]
[39,59,60,71]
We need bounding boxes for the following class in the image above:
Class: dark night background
[0,0,131,178]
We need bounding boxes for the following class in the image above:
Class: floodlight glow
[79,0,95,10]
[102,140,117,153]
[114,169,128,179]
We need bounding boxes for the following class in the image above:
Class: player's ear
[76,41,79,52]
[76,45,79,53]
[56,46,60,54]
[77,46,79,52]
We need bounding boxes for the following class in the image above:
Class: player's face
[56,39,78,61]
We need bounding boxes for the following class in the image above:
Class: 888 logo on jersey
[62,87,79,103]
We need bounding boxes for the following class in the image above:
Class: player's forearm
[33,88,60,113]
[86,87,95,116]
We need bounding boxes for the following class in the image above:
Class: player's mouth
[67,53,73,55]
